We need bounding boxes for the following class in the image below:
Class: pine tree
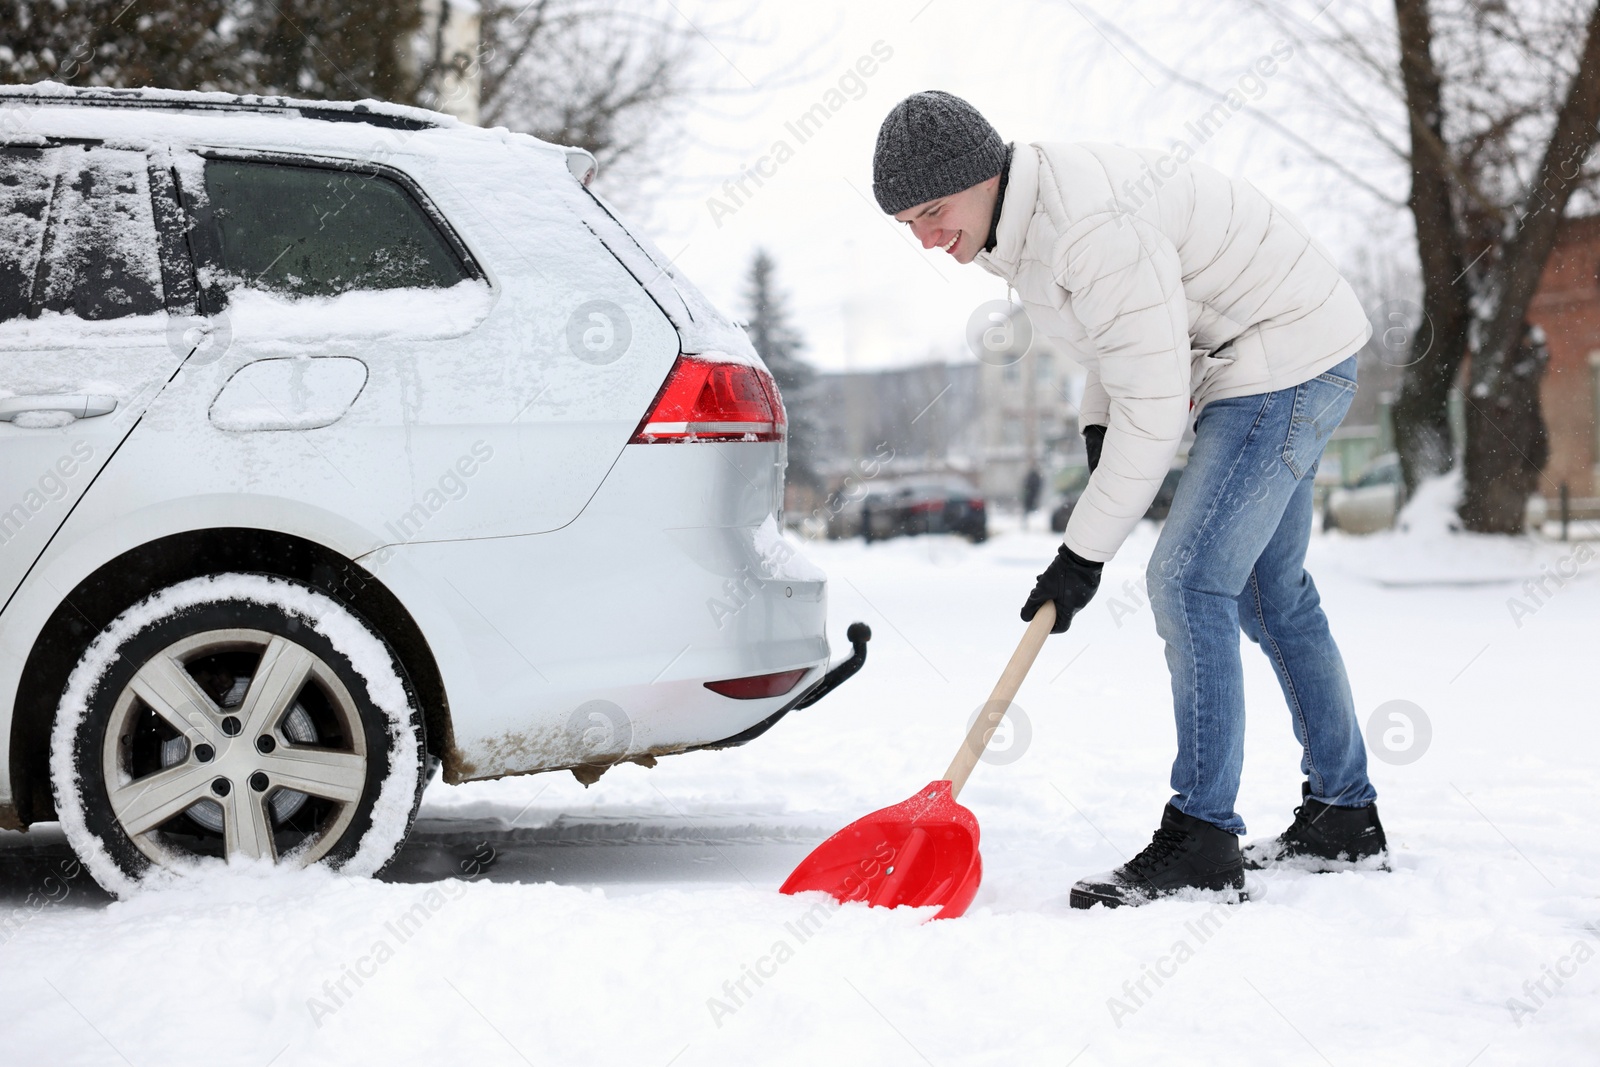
[743,249,820,489]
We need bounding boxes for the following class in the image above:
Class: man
[1021,466,1043,530]
[872,91,1388,909]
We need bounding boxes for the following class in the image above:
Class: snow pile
[1324,470,1589,589]
[1397,467,1465,537]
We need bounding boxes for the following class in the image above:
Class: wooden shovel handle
[943,600,1056,799]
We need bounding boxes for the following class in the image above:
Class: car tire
[51,573,425,896]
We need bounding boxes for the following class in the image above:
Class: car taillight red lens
[704,668,809,700]
[630,355,786,443]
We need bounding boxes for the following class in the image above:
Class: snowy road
[3,513,1598,1066]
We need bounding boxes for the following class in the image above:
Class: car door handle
[0,394,118,422]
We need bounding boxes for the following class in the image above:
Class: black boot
[1069,803,1246,910]
[1242,782,1389,871]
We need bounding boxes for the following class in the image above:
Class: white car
[1323,453,1404,534]
[0,85,866,895]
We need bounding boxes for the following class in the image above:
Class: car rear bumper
[361,440,830,782]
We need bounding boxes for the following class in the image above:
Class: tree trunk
[1391,0,1473,496]
[1459,327,1551,533]
[1391,292,1471,493]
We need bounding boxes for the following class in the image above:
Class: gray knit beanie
[872,91,1006,215]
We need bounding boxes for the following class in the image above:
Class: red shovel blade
[779,780,982,919]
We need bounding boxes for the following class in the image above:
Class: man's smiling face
[893,173,1001,265]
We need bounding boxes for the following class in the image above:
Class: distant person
[1021,467,1042,529]
[871,91,1388,909]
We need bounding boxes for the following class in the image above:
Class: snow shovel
[779,601,1056,919]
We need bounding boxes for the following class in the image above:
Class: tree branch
[1068,2,1405,208]
[1475,0,1600,393]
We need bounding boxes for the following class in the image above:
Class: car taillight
[704,668,809,699]
[630,355,786,443]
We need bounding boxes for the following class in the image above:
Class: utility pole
[1024,349,1038,468]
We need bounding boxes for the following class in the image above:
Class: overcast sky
[619,0,1412,372]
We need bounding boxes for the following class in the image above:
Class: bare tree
[474,1,746,198]
[1231,0,1600,532]
[3,0,746,205]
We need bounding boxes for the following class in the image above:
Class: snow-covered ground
[3,512,1597,1066]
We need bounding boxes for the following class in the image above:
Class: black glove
[1083,424,1106,474]
[1021,545,1104,634]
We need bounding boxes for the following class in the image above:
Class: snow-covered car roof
[0,81,454,130]
[0,82,596,182]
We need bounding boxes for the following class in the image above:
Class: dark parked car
[1052,465,1184,532]
[862,477,987,543]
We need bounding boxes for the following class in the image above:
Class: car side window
[0,146,53,323]
[34,146,166,321]
[195,159,471,300]
[1,145,166,323]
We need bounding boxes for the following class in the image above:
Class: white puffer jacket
[974,142,1371,562]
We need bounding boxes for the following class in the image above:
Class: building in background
[812,362,982,481]
[975,345,1082,505]
[811,349,1087,510]
[1529,214,1600,499]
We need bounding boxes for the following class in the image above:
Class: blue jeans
[1147,355,1375,833]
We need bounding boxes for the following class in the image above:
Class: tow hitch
[699,623,872,750]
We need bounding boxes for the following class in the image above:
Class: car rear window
[197,159,471,299]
